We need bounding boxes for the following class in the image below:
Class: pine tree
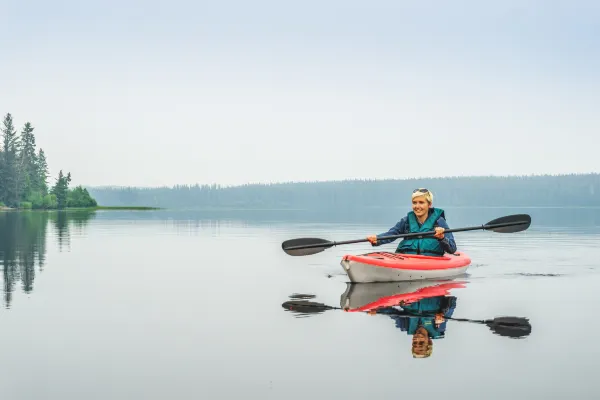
[36,148,49,195]
[51,170,71,209]
[0,142,3,205]
[1,113,20,207]
[17,122,38,200]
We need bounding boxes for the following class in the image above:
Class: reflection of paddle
[281,214,531,256]
[281,300,532,338]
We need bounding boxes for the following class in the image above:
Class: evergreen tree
[51,170,71,209]
[36,148,49,195]
[17,122,38,200]
[1,113,20,207]
[0,142,3,204]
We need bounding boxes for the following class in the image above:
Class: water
[1,208,599,399]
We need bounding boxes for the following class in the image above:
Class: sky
[1,0,598,187]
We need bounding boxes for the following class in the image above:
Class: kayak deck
[340,251,471,283]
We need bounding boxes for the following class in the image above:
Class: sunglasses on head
[413,188,429,194]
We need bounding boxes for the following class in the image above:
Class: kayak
[340,280,468,311]
[339,251,471,283]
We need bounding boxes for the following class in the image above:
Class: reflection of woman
[374,295,457,358]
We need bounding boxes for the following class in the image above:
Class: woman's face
[412,196,430,219]
[412,326,431,357]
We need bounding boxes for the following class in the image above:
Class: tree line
[0,113,97,209]
[87,173,600,209]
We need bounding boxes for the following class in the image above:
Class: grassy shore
[92,206,162,210]
[1,205,162,211]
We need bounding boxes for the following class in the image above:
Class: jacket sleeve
[373,217,408,246]
[436,217,457,254]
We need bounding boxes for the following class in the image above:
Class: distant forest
[0,112,97,209]
[87,173,600,209]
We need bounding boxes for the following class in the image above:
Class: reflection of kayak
[340,280,467,311]
[340,252,471,283]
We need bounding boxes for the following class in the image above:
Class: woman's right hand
[367,235,377,245]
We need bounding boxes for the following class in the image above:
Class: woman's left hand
[434,227,445,240]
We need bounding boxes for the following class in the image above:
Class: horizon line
[81,171,600,190]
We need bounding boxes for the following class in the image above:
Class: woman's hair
[412,188,433,204]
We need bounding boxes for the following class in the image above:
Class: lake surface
[1,207,599,399]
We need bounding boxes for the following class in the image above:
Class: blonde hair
[412,189,433,204]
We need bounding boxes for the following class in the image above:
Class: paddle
[282,214,531,256]
[281,300,532,338]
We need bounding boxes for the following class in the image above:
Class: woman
[367,188,457,256]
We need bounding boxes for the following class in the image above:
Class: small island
[0,112,158,211]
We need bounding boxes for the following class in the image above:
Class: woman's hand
[433,227,445,240]
[434,313,445,327]
[367,235,377,245]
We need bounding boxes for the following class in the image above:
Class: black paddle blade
[281,238,333,256]
[485,316,532,338]
[486,214,531,233]
[281,300,333,315]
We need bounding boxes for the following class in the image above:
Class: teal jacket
[377,296,457,338]
[372,208,457,256]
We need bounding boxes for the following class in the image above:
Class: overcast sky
[1,0,598,187]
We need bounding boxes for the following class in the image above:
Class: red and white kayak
[340,252,471,283]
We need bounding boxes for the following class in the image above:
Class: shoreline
[0,205,162,211]
[92,206,162,210]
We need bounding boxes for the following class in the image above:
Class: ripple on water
[288,293,316,300]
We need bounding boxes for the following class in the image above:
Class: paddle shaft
[284,219,529,251]
[286,301,488,324]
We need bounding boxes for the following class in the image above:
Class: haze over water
[2,0,598,398]
[0,207,598,399]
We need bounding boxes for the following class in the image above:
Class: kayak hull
[340,279,468,311]
[340,252,471,283]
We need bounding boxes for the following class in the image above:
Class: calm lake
[1,207,599,399]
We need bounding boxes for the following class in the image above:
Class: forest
[0,113,97,209]
[5,108,595,211]
[87,173,600,209]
